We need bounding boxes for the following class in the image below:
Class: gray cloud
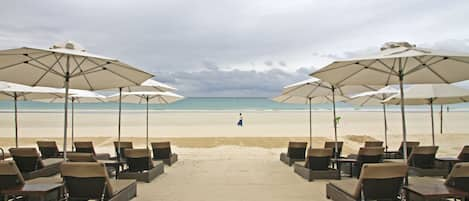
[1,0,469,96]
[155,68,312,97]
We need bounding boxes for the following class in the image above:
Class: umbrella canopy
[108,91,184,149]
[311,41,469,160]
[111,79,176,160]
[347,86,399,106]
[0,41,153,158]
[384,84,469,105]
[0,81,65,147]
[37,89,106,150]
[39,89,106,103]
[275,78,379,158]
[121,79,176,92]
[347,86,399,150]
[384,84,469,145]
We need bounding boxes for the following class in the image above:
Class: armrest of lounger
[26,175,63,184]
[95,153,111,160]
[327,180,359,200]
[108,179,137,197]
[42,158,64,167]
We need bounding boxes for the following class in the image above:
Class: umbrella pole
[14,93,18,148]
[309,97,312,148]
[332,86,338,160]
[146,96,149,150]
[117,88,122,160]
[430,99,435,146]
[383,104,388,152]
[71,98,75,151]
[440,105,443,134]
[398,67,408,161]
[63,56,70,159]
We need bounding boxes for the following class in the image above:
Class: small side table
[1,183,63,201]
[435,157,460,173]
[404,182,468,201]
[331,158,357,179]
[99,159,126,179]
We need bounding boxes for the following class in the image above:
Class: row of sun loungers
[280,140,469,200]
[0,140,178,200]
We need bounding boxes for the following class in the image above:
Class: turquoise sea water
[0,97,468,112]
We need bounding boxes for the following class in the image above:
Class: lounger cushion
[109,179,135,196]
[67,153,97,162]
[42,158,63,167]
[26,175,63,184]
[0,160,25,183]
[329,180,358,199]
[37,141,57,148]
[364,141,383,147]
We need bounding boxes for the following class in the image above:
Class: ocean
[0,97,468,112]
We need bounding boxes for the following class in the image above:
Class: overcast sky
[1,0,469,97]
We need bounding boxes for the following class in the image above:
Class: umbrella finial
[380,42,415,51]
[50,41,86,52]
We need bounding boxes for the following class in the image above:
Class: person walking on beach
[237,113,243,127]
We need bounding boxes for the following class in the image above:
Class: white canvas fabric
[120,79,176,92]
[108,91,184,104]
[347,86,399,106]
[311,42,469,86]
[0,41,153,90]
[0,81,65,100]
[384,84,469,105]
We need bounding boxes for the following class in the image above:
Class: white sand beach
[1,110,469,201]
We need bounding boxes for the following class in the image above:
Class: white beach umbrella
[0,81,65,147]
[108,91,184,149]
[384,84,469,145]
[276,78,379,158]
[121,79,176,92]
[347,86,399,150]
[37,89,106,150]
[0,41,153,158]
[272,94,349,152]
[112,79,176,158]
[311,41,469,160]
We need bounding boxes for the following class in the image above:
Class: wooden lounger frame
[326,163,408,201]
[151,142,178,166]
[280,141,307,166]
[118,149,164,183]
[9,147,63,180]
[293,148,339,181]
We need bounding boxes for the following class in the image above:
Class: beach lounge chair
[151,142,178,166]
[37,141,61,158]
[458,145,469,162]
[326,163,408,201]
[8,148,63,180]
[364,141,383,148]
[407,146,447,177]
[60,162,137,201]
[445,162,469,195]
[0,160,63,200]
[118,149,164,183]
[293,148,339,181]
[384,141,420,159]
[406,162,469,200]
[67,152,97,162]
[113,141,133,160]
[352,147,384,177]
[325,141,343,159]
[74,141,111,160]
[280,141,307,166]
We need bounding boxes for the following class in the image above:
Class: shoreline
[0,108,469,114]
